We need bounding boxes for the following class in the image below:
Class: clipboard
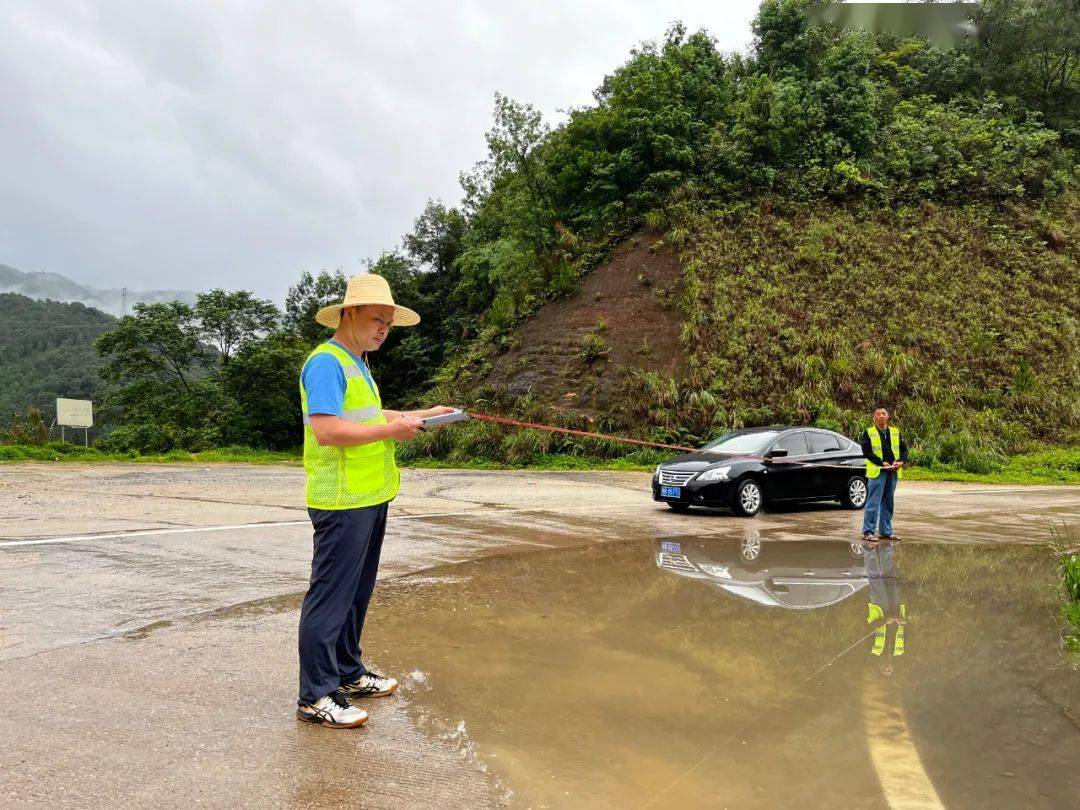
[420,409,470,429]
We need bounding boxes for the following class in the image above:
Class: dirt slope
[481,230,685,417]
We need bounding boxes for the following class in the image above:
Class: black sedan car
[652,426,868,516]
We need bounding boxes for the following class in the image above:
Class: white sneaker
[340,671,399,698]
[296,691,369,728]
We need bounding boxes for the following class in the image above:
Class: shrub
[580,333,611,365]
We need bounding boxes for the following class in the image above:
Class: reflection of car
[652,426,868,516]
[654,535,868,609]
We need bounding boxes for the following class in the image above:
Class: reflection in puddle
[655,531,868,609]
[366,536,1079,809]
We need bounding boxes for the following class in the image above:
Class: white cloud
[0,0,759,302]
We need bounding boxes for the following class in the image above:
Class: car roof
[718,426,851,440]
[721,425,795,435]
[722,425,839,436]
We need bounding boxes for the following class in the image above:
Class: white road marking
[863,671,945,809]
[0,504,624,549]
[914,487,1073,495]
[0,520,310,548]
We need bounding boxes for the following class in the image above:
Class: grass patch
[0,443,302,465]
[583,198,1080,455]
[1051,524,1080,653]
[904,447,1080,486]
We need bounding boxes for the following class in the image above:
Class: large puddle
[365,532,1080,808]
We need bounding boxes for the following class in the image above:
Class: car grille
[658,552,697,572]
[659,469,696,486]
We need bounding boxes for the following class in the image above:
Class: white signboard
[57,398,93,428]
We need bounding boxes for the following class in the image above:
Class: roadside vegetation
[1052,525,1080,652]
[1061,552,1080,652]
[3,0,1077,476]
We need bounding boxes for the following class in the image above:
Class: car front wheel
[841,475,868,509]
[732,479,763,517]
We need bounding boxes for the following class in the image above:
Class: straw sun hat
[315,273,420,329]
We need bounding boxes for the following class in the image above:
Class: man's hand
[385,415,423,440]
[428,406,457,416]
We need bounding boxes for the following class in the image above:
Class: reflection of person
[861,407,909,542]
[863,540,906,675]
[295,274,456,729]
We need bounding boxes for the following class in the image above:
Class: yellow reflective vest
[866,425,904,480]
[868,602,906,656]
[300,342,400,510]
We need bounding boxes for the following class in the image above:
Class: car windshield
[701,431,779,454]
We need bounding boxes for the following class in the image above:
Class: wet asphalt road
[0,463,1077,808]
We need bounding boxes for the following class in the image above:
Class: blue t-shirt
[301,341,377,416]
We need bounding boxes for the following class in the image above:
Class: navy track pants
[297,502,388,704]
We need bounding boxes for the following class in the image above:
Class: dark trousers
[297,502,388,704]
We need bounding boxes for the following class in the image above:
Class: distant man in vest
[295,273,455,729]
[861,407,909,543]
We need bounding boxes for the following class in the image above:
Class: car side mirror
[767,448,788,458]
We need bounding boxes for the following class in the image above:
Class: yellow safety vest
[866,425,904,480]
[868,603,906,656]
[299,342,399,510]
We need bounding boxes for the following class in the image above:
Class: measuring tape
[470,412,699,453]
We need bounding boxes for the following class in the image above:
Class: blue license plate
[661,541,682,553]
[661,486,682,498]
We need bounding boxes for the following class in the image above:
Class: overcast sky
[1,1,759,302]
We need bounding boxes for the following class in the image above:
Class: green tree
[94,301,209,451]
[95,302,203,393]
[222,331,309,449]
[94,294,296,452]
[811,33,881,159]
[283,270,347,345]
[978,0,1080,136]
[753,0,820,76]
[195,289,279,365]
[403,199,467,275]
[478,93,554,246]
[546,24,732,229]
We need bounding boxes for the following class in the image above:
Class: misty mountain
[0,263,196,316]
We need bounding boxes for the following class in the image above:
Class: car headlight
[654,464,663,479]
[697,562,732,579]
[696,465,732,482]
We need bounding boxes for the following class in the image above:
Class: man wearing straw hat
[295,272,455,729]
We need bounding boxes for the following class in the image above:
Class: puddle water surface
[366,534,1080,808]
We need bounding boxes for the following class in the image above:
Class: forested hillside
[394,0,1080,468]
[53,0,1079,476]
[0,293,115,421]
